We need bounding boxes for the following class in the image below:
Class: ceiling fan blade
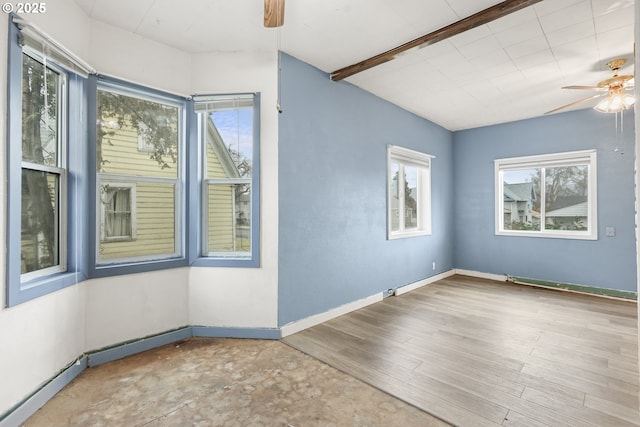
[264,0,285,28]
[561,85,607,91]
[544,94,605,115]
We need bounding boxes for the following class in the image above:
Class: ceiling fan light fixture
[622,93,635,108]
[593,92,635,113]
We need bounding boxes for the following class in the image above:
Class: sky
[210,108,253,163]
[503,168,536,184]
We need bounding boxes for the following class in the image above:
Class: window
[20,53,66,279]
[495,150,597,239]
[193,94,260,266]
[7,16,89,306]
[95,82,184,265]
[387,145,432,239]
[137,122,154,152]
[101,183,136,241]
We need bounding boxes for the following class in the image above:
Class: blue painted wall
[454,109,636,292]
[278,54,454,326]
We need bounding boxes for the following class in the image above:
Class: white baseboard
[280,293,383,337]
[394,270,456,296]
[455,269,507,282]
[281,270,460,337]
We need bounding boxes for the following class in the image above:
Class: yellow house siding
[98,118,179,261]
[100,119,178,179]
[206,141,227,179]
[100,182,176,260]
[207,184,234,252]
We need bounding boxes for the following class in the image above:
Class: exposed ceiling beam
[330,0,542,81]
[264,0,285,28]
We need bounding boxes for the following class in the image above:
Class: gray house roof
[504,182,535,202]
[549,195,587,211]
[546,201,588,218]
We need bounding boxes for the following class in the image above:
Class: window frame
[89,77,188,276]
[190,93,261,268]
[494,149,598,240]
[20,50,67,281]
[6,19,88,306]
[387,145,432,240]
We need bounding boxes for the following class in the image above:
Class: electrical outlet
[606,227,615,237]
[432,262,436,270]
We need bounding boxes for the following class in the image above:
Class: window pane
[387,146,432,238]
[207,106,253,178]
[404,166,418,230]
[207,183,251,254]
[503,169,540,231]
[21,169,59,273]
[99,182,175,260]
[390,162,400,232]
[22,54,59,167]
[98,90,179,179]
[96,86,182,264]
[201,95,255,258]
[545,165,588,231]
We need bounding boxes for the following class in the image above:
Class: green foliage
[509,217,587,231]
[98,90,179,171]
[530,165,587,211]
[508,221,537,231]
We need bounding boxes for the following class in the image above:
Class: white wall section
[0,0,280,415]
[84,268,190,351]
[88,20,191,96]
[189,51,279,329]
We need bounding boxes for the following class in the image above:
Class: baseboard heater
[505,275,637,301]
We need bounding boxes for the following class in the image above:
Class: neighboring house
[503,182,536,226]
[205,119,245,253]
[545,196,588,230]
[99,115,243,260]
[389,179,417,230]
[98,118,180,261]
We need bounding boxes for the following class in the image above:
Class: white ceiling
[74,0,635,131]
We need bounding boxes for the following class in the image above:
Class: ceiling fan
[545,58,635,114]
[264,0,285,28]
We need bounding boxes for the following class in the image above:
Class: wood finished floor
[283,275,639,427]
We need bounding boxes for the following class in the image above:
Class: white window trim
[494,149,597,240]
[99,182,137,242]
[387,145,432,240]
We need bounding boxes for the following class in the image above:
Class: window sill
[191,257,259,268]
[91,257,188,278]
[101,237,136,243]
[388,230,431,240]
[496,230,597,240]
[8,271,87,307]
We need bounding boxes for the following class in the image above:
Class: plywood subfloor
[283,275,639,427]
